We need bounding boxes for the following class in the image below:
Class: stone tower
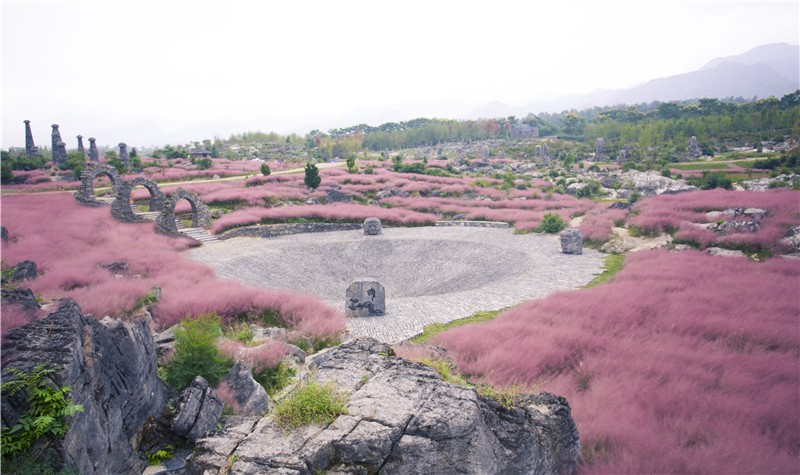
[88,138,99,162]
[77,135,85,155]
[51,124,67,165]
[119,143,129,167]
[24,120,38,157]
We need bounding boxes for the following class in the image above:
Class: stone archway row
[74,164,215,242]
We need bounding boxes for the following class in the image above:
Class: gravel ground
[187,227,605,343]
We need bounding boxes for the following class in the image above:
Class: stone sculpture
[346,279,385,317]
[560,228,583,255]
[51,124,66,164]
[88,137,99,161]
[595,137,605,160]
[363,217,382,235]
[77,135,85,155]
[24,120,38,157]
[119,142,129,167]
[687,136,702,159]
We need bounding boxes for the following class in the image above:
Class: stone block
[560,228,583,255]
[346,279,385,317]
[363,217,382,235]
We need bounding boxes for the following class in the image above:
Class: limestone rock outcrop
[189,338,580,474]
[1,300,170,475]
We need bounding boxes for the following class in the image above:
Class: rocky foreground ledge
[190,338,580,474]
[1,300,579,475]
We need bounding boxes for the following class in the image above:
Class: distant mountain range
[467,42,800,118]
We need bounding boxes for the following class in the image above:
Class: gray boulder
[8,260,38,282]
[1,287,40,313]
[560,229,583,255]
[363,217,382,235]
[1,226,8,242]
[705,247,747,258]
[222,362,271,416]
[171,376,223,442]
[0,300,169,475]
[620,171,696,196]
[189,338,580,474]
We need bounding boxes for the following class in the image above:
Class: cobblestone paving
[188,227,605,343]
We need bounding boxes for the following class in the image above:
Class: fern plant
[1,364,84,456]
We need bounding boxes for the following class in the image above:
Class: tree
[346,156,356,173]
[1,161,13,184]
[260,162,271,176]
[304,163,321,189]
[196,157,212,170]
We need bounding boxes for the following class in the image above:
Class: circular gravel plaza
[188,227,605,343]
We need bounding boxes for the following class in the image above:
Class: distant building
[189,146,212,159]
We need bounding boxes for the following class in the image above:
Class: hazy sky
[2,0,798,148]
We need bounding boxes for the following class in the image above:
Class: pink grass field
[0,193,345,339]
[630,189,800,252]
[433,249,800,474]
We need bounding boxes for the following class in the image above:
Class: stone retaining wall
[435,220,511,228]
[219,223,363,240]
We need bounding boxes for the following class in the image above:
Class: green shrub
[164,313,231,390]
[1,364,84,457]
[304,163,321,189]
[196,158,212,170]
[260,163,271,176]
[537,213,566,233]
[273,380,348,428]
[253,363,296,397]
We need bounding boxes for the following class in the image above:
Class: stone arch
[155,188,211,235]
[74,164,121,206]
[111,177,166,222]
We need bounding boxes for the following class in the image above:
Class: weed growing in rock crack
[253,363,296,397]
[273,380,348,429]
[420,356,528,409]
[146,445,174,466]
[1,363,84,457]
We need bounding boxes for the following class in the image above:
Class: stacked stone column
[88,138,99,161]
[24,120,38,157]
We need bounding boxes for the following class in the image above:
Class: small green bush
[260,163,271,176]
[538,213,566,233]
[273,380,348,428]
[164,313,231,390]
[304,163,321,189]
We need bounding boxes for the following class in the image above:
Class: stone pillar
[51,124,65,164]
[595,138,605,161]
[560,229,583,255]
[687,136,701,159]
[88,138,99,162]
[363,217,382,235]
[119,143,129,167]
[346,279,385,317]
[24,120,38,157]
[77,135,85,155]
[542,143,549,159]
[535,145,542,159]
[55,141,68,165]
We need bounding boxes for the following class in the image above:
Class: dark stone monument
[595,138,605,161]
[687,136,701,159]
[560,228,583,255]
[77,135,85,155]
[363,217,382,235]
[88,137,99,162]
[51,124,66,164]
[24,120,38,157]
[346,279,386,317]
[119,143,129,167]
[56,141,68,165]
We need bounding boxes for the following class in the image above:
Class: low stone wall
[435,220,511,228]
[218,222,363,240]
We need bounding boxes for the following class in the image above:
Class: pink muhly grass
[579,207,629,242]
[214,381,242,415]
[433,249,800,474]
[211,203,438,234]
[1,193,346,340]
[1,304,41,338]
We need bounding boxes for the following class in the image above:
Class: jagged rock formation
[220,362,271,417]
[171,377,223,443]
[1,300,170,474]
[189,338,580,474]
[618,171,696,196]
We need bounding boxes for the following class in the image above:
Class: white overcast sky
[2,0,798,148]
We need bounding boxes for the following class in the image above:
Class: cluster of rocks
[703,208,767,234]
[22,120,114,165]
[189,338,580,474]
[739,174,800,192]
[0,298,581,475]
